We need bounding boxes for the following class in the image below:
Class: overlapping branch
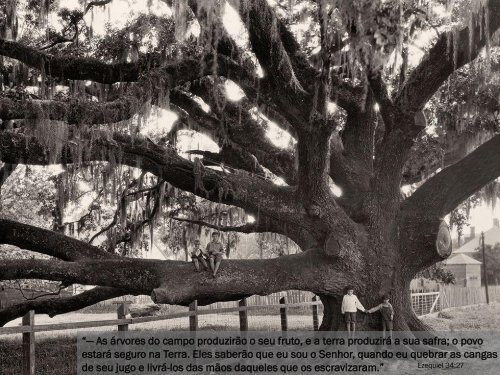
[0,286,128,327]
[0,218,356,322]
[0,53,264,127]
[0,219,120,261]
[0,131,307,230]
[402,134,500,217]
[395,0,500,115]
[0,95,141,124]
[170,216,260,233]
[0,247,354,314]
[0,258,161,291]
[0,39,141,84]
[151,250,354,305]
[229,0,310,126]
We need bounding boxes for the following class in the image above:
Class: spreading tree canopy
[1,0,500,331]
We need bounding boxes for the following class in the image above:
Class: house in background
[442,254,482,287]
[442,218,500,287]
[455,218,500,254]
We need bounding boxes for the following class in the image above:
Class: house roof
[454,226,500,254]
[444,253,482,265]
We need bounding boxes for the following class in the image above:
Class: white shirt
[341,294,365,313]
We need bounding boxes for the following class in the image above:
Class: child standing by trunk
[341,287,366,337]
[367,295,394,340]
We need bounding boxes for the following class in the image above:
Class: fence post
[22,310,35,375]
[239,299,248,331]
[117,302,129,331]
[189,300,198,331]
[311,296,319,331]
[280,297,288,332]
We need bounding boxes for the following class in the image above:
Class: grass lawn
[420,303,500,331]
[1,304,499,374]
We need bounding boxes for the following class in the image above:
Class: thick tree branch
[401,128,495,185]
[0,219,120,261]
[402,134,500,217]
[0,95,142,124]
[232,0,305,94]
[170,216,260,233]
[230,0,310,126]
[0,54,259,126]
[296,126,333,200]
[0,258,160,292]
[151,250,358,305]
[293,127,364,256]
[0,286,127,327]
[340,90,377,186]
[395,0,500,114]
[0,221,360,310]
[6,21,257,87]
[0,247,359,313]
[276,16,319,89]
[0,39,141,83]
[0,131,311,234]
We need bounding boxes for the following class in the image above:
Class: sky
[456,205,500,240]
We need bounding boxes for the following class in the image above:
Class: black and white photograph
[1,0,500,374]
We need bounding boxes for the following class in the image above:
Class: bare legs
[200,257,208,270]
[347,322,356,338]
[213,259,221,276]
[193,257,208,272]
[382,321,393,342]
[209,256,222,277]
[192,254,219,276]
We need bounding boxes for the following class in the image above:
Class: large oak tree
[1,0,500,331]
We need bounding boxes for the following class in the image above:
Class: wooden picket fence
[94,287,500,312]
[0,296,321,375]
[440,285,500,308]
[93,290,318,309]
[410,286,500,316]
